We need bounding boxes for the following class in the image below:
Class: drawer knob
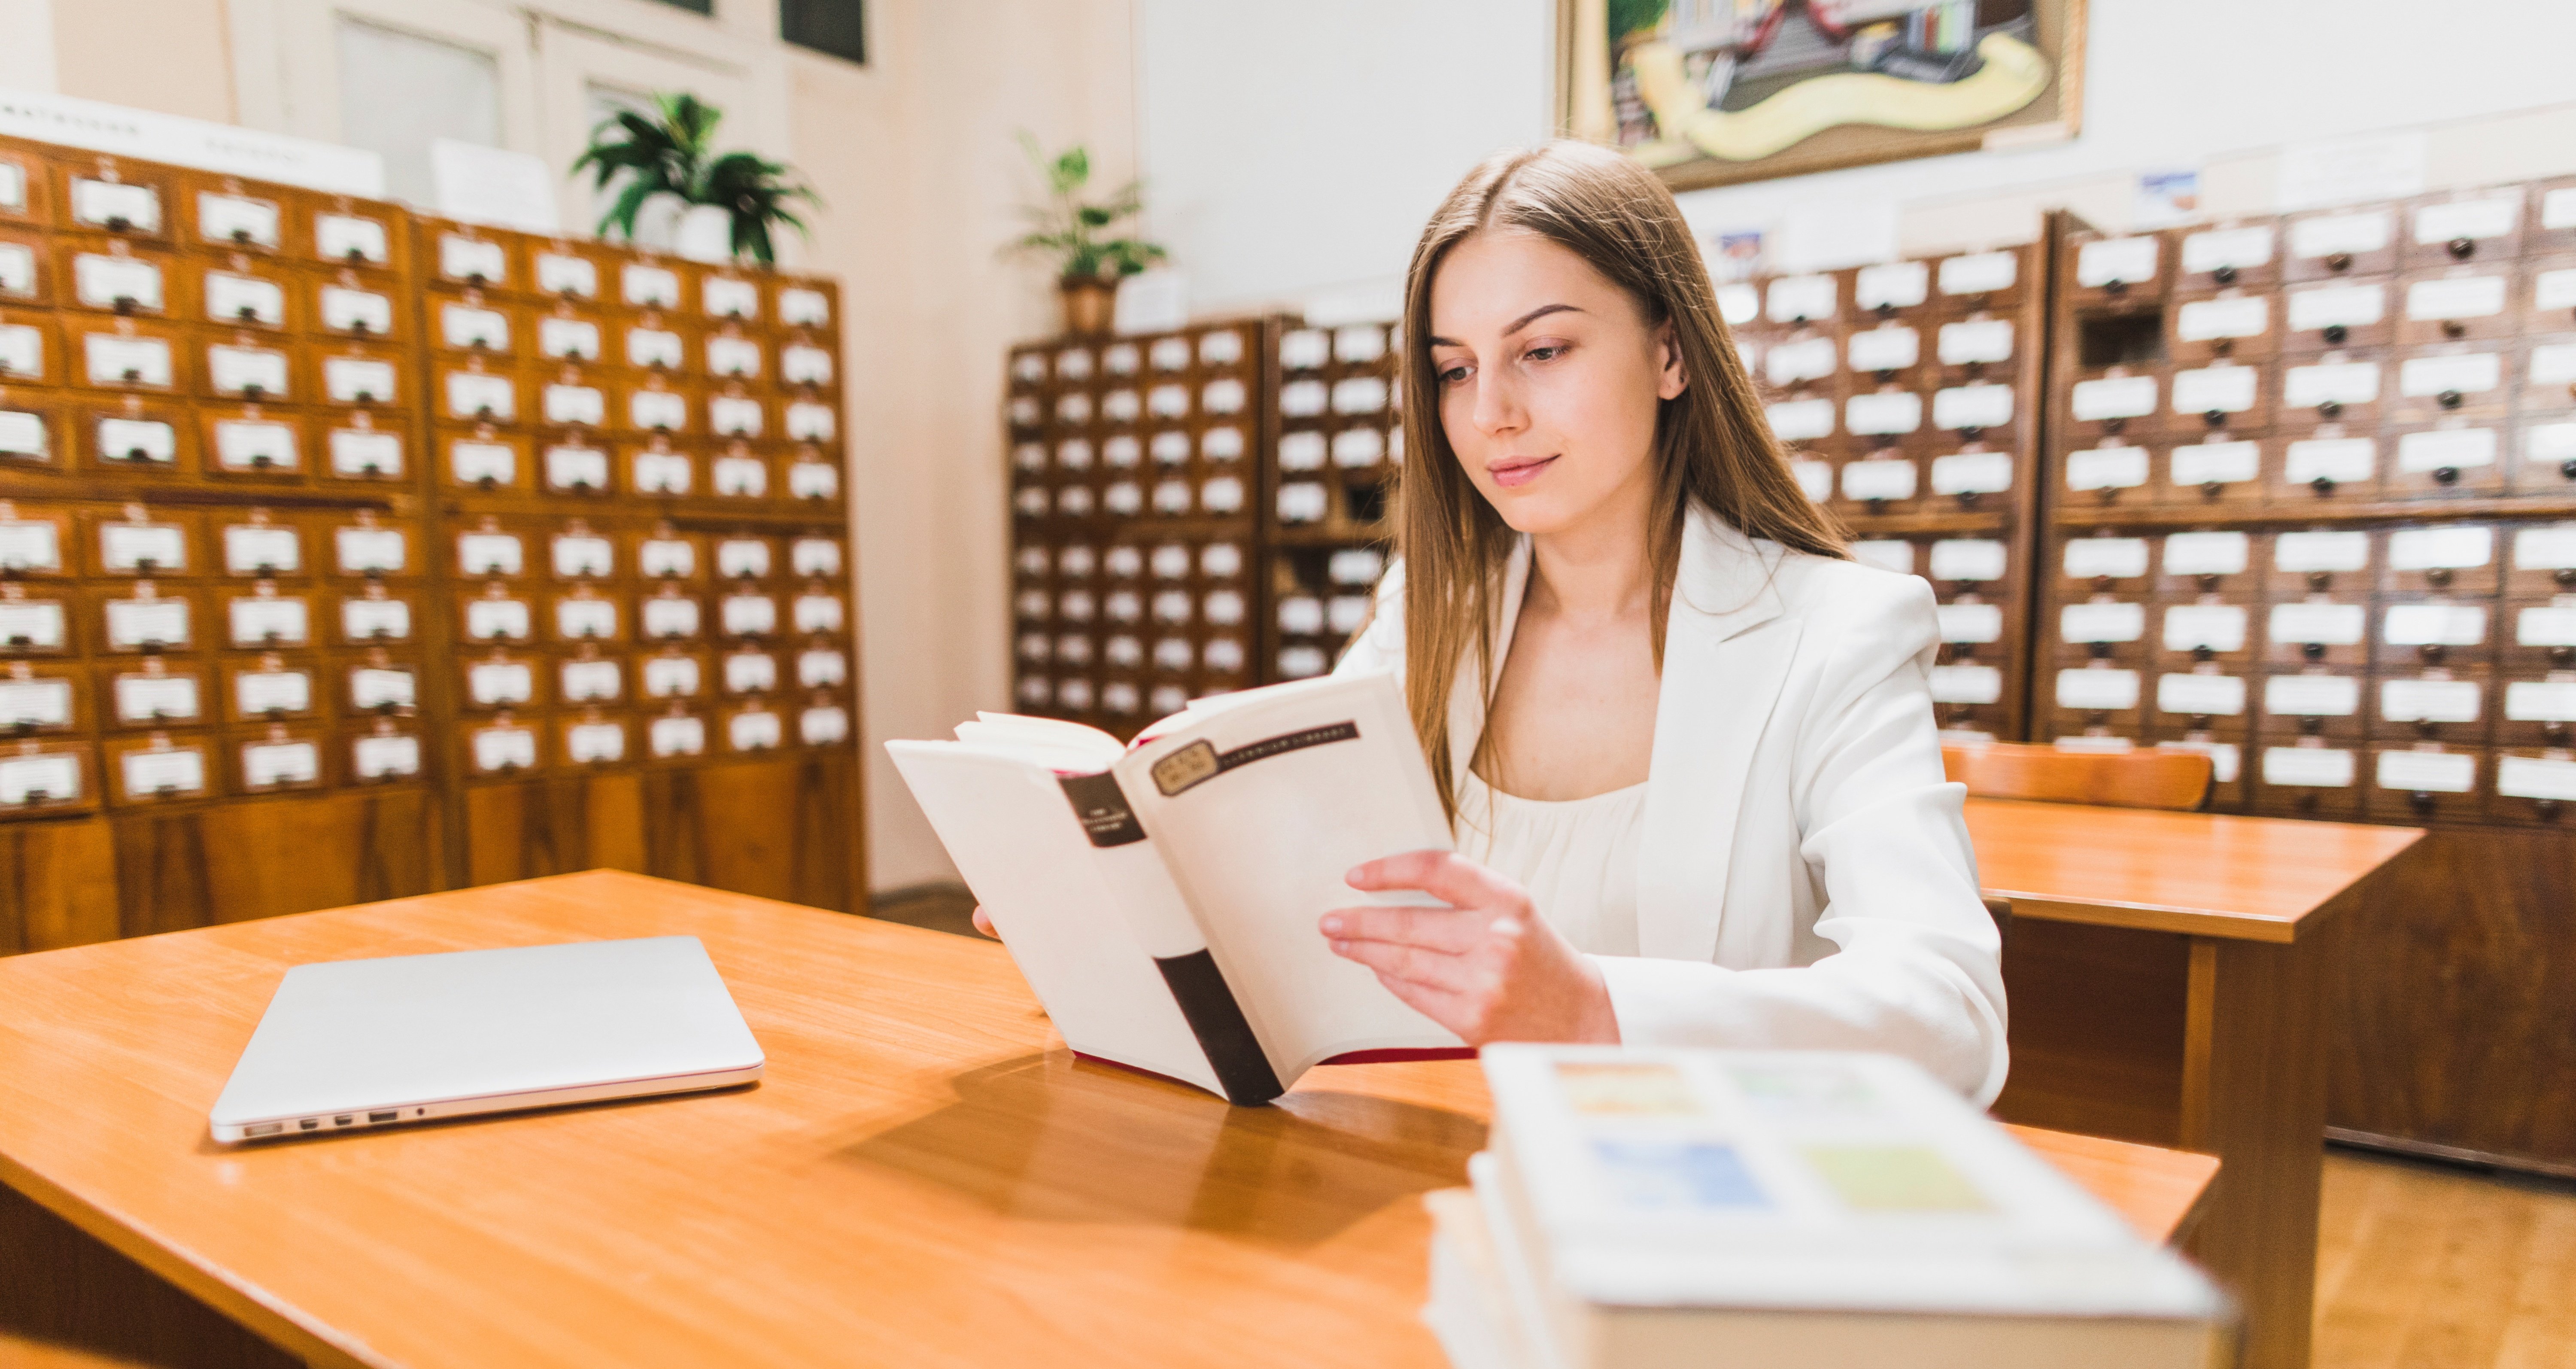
[2318,399,2343,419]
[2202,409,2227,427]
[2415,718,2439,738]
[2190,714,2213,729]
[1864,497,1887,515]
[2540,797,2564,820]
[2561,458,2576,481]
[2299,713,2325,733]
[1950,641,1976,660]
[2311,475,2337,495]
[2302,641,2327,660]
[2192,644,2216,662]
[2441,320,2466,340]
[2409,790,2436,810]
[2326,252,2353,271]
[2323,324,2348,345]
[2433,465,2460,485]
[2307,570,2333,590]
[2088,641,2113,660]
[2213,265,2239,285]
[2085,710,2108,726]
[2092,574,2115,592]
[2438,389,2464,410]
[2105,279,2128,295]
[1875,368,1897,383]
[2419,642,2448,664]
[2447,236,2475,259]
[2195,573,2221,592]
[1956,490,1983,508]
[2427,566,2454,587]
[2296,791,2320,812]
[2102,416,2127,434]
[2555,567,2576,587]
[2547,720,2572,742]
[2202,480,2225,499]
[2213,337,2236,357]
[1874,302,1897,319]
[235,305,258,323]
[106,215,132,232]
[345,247,367,265]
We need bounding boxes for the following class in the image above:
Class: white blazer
[1336,502,2008,1104]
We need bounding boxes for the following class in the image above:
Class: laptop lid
[210,935,763,1143]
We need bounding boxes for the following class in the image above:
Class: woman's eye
[1437,365,1472,384]
[1525,344,1564,363]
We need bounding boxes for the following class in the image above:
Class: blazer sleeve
[1593,574,2010,1104]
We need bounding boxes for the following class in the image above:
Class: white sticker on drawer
[643,598,701,639]
[2376,749,2476,793]
[2498,755,2576,801]
[2275,530,2370,572]
[1931,451,2013,495]
[2171,439,2260,486]
[1764,335,1838,386]
[1766,397,1835,441]
[228,597,305,646]
[560,659,620,702]
[458,532,521,577]
[779,287,830,327]
[101,523,183,571]
[2380,678,2482,722]
[2266,674,2360,715]
[2183,225,2275,273]
[349,667,413,710]
[2513,524,2576,569]
[631,390,687,431]
[115,674,197,722]
[2064,444,2147,491]
[1930,664,2003,704]
[74,254,162,310]
[2413,197,2518,245]
[86,335,170,387]
[2505,680,2576,721]
[440,236,505,282]
[2061,601,2145,642]
[316,214,386,264]
[2056,667,2141,710]
[468,661,532,706]
[1765,274,1835,322]
[2270,601,2366,645]
[2528,342,2576,389]
[787,402,835,442]
[546,444,608,491]
[0,678,70,727]
[2177,295,2269,341]
[441,304,508,350]
[2399,352,2502,397]
[104,598,187,648]
[214,420,296,472]
[1937,602,2002,643]
[536,253,597,298]
[2172,365,2257,414]
[2536,269,2576,313]
[2071,374,2157,420]
[1839,457,1916,501]
[320,358,394,405]
[2160,673,2247,717]
[623,263,680,307]
[1933,384,2014,431]
[0,520,57,572]
[0,602,64,647]
[1715,283,1758,326]
[235,669,311,715]
[2518,605,2576,647]
[708,336,763,378]
[2381,602,2488,645]
[1938,251,2017,295]
[703,276,760,319]
[2063,538,2148,579]
[2284,437,2376,484]
[208,345,288,397]
[2164,603,2248,651]
[2263,746,2354,788]
[0,410,44,459]
[336,528,405,574]
[2287,283,2385,331]
[2284,361,2381,408]
[628,328,682,369]
[472,727,537,772]
[1936,318,2013,365]
[0,243,28,296]
[450,441,515,486]
[1791,458,1832,502]
[122,748,206,797]
[552,535,613,579]
[224,525,299,575]
[565,721,625,763]
[2405,275,2507,320]
[206,272,283,326]
[1845,391,1921,435]
[1931,539,2007,582]
[446,371,514,420]
[2396,426,2497,472]
[2291,210,2393,259]
[538,318,599,362]
[0,324,36,378]
[1854,261,1928,310]
[2388,524,2493,569]
[2077,236,2157,287]
[2164,531,2251,576]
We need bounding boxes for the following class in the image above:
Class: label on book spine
[1057,772,1147,848]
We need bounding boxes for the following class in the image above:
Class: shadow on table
[836,1051,1486,1250]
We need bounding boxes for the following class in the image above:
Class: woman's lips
[1487,455,1558,489]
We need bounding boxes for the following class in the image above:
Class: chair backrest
[1942,742,2213,812]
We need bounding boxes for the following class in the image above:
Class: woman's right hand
[971,906,1001,939]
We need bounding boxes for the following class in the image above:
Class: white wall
[1137,0,2576,308]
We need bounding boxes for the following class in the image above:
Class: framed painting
[1556,0,2087,192]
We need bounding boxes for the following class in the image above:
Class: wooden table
[0,871,2217,1369]
[1965,797,2424,1369]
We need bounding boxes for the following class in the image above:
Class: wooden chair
[1941,743,2216,943]
[1942,742,2214,812]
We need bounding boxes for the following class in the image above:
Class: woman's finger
[1369,970,1472,1036]
[971,905,1000,940]
[1346,849,1529,916]
[1327,934,1477,993]
[1318,904,1487,953]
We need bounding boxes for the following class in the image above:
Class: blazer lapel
[1443,535,1531,795]
[1634,508,1801,962]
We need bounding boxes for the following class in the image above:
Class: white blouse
[1454,771,1648,957]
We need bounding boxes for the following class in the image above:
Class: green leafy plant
[571,92,820,266]
[1008,133,1165,283]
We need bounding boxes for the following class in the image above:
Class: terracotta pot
[1060,276,1116,336]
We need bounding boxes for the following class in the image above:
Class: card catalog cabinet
[0,133,857,959]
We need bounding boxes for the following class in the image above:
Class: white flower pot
[676,204,735,264]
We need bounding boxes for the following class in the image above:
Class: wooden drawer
[2365,744,2486,823]
[2368,669,2493,749]
[54,159,180,242]
[2167,289,2277,366]
[2248,737,2367,819]
[2402,187,2526,270]
[2286,205,2401,282]
[2175,220,2280,292]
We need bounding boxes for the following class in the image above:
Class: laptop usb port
[298,1119,319,1131]
[246,1123,283,1137]
[368,1111,398,1123]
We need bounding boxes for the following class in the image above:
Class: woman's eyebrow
[1427,303,1586,349]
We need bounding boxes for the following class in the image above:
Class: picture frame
[1556,0,2088,193]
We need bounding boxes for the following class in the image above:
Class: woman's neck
[1524,466,1657,625]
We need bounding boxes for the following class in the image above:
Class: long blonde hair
[1396,141,1846,819]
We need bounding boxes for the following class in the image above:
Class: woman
[1316,140,2006,1102]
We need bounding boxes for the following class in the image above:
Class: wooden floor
[2315,1147,2576,1369]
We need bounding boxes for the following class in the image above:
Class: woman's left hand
[1320,850,1621,1045]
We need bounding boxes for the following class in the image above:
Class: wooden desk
[0,872,2215,1369]
[1965,798,2423,1369]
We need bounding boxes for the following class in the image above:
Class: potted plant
[1008,134,1165,335]
[573,93,820,267]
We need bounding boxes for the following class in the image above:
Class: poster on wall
[1557,0,2087,192]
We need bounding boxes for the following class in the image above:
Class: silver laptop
[210,936,764,1144]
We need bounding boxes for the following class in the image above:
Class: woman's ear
[1655,320,1688,400]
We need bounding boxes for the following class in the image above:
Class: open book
[885,671,1467,1105]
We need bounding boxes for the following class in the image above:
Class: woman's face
[1428,228,1684,538]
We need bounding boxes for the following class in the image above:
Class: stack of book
[1428,1047,2233,1369]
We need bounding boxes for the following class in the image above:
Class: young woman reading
[984,141,2005,1102]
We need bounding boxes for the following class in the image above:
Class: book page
[1118,672,1462,1081]
[885,742,1218,1093]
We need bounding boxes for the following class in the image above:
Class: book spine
[1057,772,1285,1106]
